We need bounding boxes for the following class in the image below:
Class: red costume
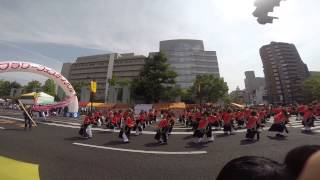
[274,112,286,124]
[125,117,135,128]
[222,112,232,124]
[247,116,258,129]
[198,118,208,129]
[158,119,168,128]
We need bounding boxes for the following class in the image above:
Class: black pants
[134,121,143,132]
[119,126,131,139]
[24,118,32,129]
[246,129,259,140]
[125,126,131,138]
[206,125,213,138]
[155,128,168,142]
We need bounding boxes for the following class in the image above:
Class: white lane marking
[0,115,247,135]
[0,127,5,130]
[42,122,80,129]
[50,120,81,126]
[0,116,24,122]
[173,127,192,130]
[73,142,207,155]
[291,124,320,128]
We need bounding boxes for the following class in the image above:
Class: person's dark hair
[284,145,320,178]
[216,156,288,180]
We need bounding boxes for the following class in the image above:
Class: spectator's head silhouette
[284,145,320,178]
[217,156,288,180]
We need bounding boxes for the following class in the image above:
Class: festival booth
[169,102,186,110]
[79,102,115,114]
[153,103,171,111]
[113,104,131,111]
[231,102,245,109]
[96,103,115,110]
[186,104,199,109]
[20,92,54,105]
[153,102,186,111]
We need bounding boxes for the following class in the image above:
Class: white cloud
[0,0,319,90]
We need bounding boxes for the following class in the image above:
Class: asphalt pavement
[1,109,320,180]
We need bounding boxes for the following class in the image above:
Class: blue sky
[0,0,319,91]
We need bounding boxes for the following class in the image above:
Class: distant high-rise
[244,71,265,105]
[156,39,220,88]
[260,42,309,104]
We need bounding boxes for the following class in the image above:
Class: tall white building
[157,39,220,88]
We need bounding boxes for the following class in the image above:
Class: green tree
[10,81,22,89]
[302,75,320,102]
[72,82,86,99]
[43,79,56,96]
[131,53,177,103]
[0,80,11,97]
[108,76,130,87]
[161,86,182,102]
[180,88,195,104]
[229,87,244,104]
[24,80,42,93]
[189,74,229,103]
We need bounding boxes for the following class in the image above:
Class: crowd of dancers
[79,103,320,144]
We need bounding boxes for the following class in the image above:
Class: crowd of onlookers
[0,102,21,110]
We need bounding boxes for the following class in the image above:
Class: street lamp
[198,83,202,106]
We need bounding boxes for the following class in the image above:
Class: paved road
[1,110,320,180]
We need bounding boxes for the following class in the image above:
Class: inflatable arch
[0,61,79,117]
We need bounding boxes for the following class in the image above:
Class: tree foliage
[188,74,229,103]
[0,80,11,97]
[71,82,87,99]
[42,79,56,96]
[131,53,177,103]
[302,75,320,102]
[0,80,22,97]
[24,80,42,93]
[108,76,130,87]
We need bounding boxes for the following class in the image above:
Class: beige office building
[59,53,146,102]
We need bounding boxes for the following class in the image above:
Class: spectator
[298,151,320,180]
[216,156,289,180]
[284,145,320,179]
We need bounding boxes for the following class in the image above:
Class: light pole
[198,83,202,107]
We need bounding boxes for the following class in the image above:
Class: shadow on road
[104,140,126,146]
[267,135,288,141]
[64,136,88,141]
[97,131,113,135]
[301,131,318,135]
[182,135,194,140]
[216,133,235,138]
[144,142,163,147]
[240,139,257,145]
[185,141,209,150]
[3,128,26,132]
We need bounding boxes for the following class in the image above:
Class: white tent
[134,104,153,115]
[20,92,54,105]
